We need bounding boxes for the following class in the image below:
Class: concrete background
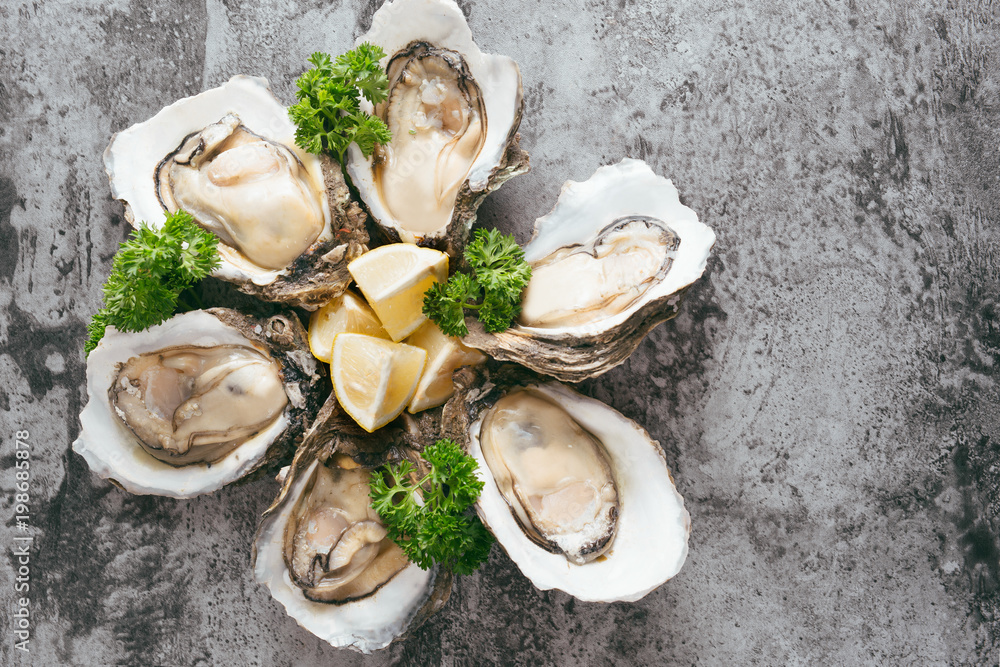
[2,0,1000,664]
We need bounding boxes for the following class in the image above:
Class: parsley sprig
[423,229,532,337]
[85,210,220,355]
[369,439,494,575]
[289,45,392,164]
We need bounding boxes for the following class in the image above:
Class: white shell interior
[254,459,438,654]
[73,311,290,498]
[103,76,332,286]
[469,382,690,602]
[519,158,717,337]
[346,0,522,242]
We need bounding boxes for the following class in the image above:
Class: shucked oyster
[443,366,689,602]
[374,42,487,238]
[156,113,325,272]
[104,76,368,308]
[478,389,619,565]
[253,405,451,653]
[74,309,325,498]
[347,0,529,256]
[463,158,716,382]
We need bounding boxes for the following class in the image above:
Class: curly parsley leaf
[100,273,178,332]
[334,44,391,106]
[84,210,220,356]
[478,288,522,333]
[422,229,532,337]
[369,439,493,574]
[344,111,392,158]
[289,45,391,165]
[465,228,532,298]
[422,272,482,337]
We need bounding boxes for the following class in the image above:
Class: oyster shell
[104,76,368,308]
[253,399,451,653]
[443,365,690,602]
[347,0,529,256]
[463,158,716,382]
[73,308,325,498]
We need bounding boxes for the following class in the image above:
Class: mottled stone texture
[1,0,999,664]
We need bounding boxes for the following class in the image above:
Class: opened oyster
[253,402,451,653]
[346,0,529,256]
[104,76,368,308]
[443,366,689,602]
[463,158,716,382]
[74,309,325,498]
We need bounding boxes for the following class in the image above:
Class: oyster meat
[444,366,689,602]
[105,76,368,308]
[463,158,716,382]
[157,113,325,272]
[479,389,619,565]
[111,343,288,466]
[519,216,679,328]
[347,0,529,255]
[376,42,488,237]
[74,309,325,498]
[284,462,410,603]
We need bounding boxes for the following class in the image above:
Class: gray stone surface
[2,0,1000,664]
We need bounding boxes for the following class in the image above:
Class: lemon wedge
[331,333,427,432]
[405,322,487,413]
[308,291,390,363]
[347,244,449,342]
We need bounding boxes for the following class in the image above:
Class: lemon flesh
[331,333,427,432]
[308,291,390,363]
[348,244,449,342]
[405,322,487,413]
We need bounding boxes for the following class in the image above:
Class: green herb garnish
[369,439,494,575]
[288,45,392,165]
[423,228,532,337]
[84,210,220,355]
